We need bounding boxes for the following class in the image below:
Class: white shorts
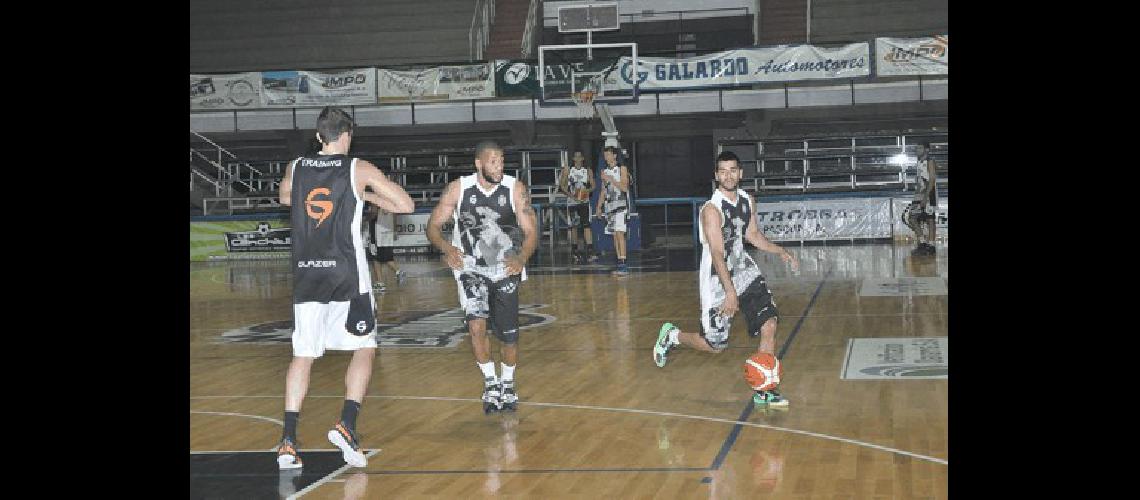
[605,208,628,235]
[292,300,377,358]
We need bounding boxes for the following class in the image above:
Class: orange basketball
[743,353,783,391]
[574,189,590,202]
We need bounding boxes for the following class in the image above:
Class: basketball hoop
[573,89,596,119]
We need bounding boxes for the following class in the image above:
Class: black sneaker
[500,380,518,411]
[482,377,502,414]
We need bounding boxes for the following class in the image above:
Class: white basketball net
[572,89,596,119]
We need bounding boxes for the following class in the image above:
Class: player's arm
[595,170,605,216]
[559,166,571,196]
[702,204,738,316]
[356,160,415,213]
[427,180,464,270]
[616,165,631,192]
[506,181,539,275]
[278,159,297,206]
[744,208,799,271]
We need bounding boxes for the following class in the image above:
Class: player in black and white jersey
[275,107,414,470]
[652,151,799,408]
[364,203,406,293]
[426,140,538,413]
[559,150,597,264]
[905,142,939,256]
[595,146,631,276]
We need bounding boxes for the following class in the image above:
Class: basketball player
[274,106,414,470]
[911,142,939,256]
[559,151,596,264]
[595,146,631,276]
[652,151,799,408]
[365,203,406,292]
[426,140,538,413]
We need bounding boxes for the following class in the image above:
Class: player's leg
[490,275,522,411]
[612,210,629,275]
[654,308,728,367]
[460,273,501,412]
[279,303,326,469]
[741,281,787,408]
[328,346,374,468]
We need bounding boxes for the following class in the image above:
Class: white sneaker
[328,422,367,468]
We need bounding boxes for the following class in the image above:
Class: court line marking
[290,449,381,500]
[190,449,344,453]
[190,395,946,465]
[190,410,284,427]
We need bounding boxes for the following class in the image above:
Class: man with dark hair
[426,140,539,413]
[275,106,415,470]
[652,151,799,408]
[595,146,631,276]
[908,142,939,256]
[559,150,597,264]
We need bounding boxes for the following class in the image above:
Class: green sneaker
[654,322,677,367]
[752,391,768,407]
[753,390,789,409]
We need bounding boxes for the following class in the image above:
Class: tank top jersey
[288,153,370,304]
[565,165,591,206]
[451,173,527,282]
[698,188,762,308]
[600,164,627,213]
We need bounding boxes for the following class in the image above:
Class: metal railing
[521,0,539,58]
[469,0,496,61]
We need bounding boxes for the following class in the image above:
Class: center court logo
[305,188,333,227]
[216,304,555,348]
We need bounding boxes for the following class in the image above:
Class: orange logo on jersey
[305,188,334,227]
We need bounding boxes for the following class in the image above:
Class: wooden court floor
[190,242,948,499]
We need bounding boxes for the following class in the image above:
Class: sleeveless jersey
[451,173,526,281]
[698,189,762,308]
[289,154,370,304]
[600,164,627,213]
[565,165,591,205]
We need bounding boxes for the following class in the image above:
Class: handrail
[191,131,239,160]
[521,0,539,58]
[469,0,496,61]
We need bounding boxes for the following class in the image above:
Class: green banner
[190,218,291,261]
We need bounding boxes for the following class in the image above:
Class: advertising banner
[261,68,377,108]
[190,72,262,111]
[608,43,871,92]
[378,63,495,103]
[190,218,291,261]
[391,213,454,252]
[754,197,893,241]
[875,36,948,76]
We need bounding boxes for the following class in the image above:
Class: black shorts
[701,277,779,349]
[375,246,394,263]
[458,273,521,344]
[568,203,591,229]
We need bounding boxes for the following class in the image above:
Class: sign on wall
[378,63,495,103]
[874,36,948,76]
[261,68,378,108]
[607,43,871,92]
[190,72,261,110]
[754,197,893,241]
